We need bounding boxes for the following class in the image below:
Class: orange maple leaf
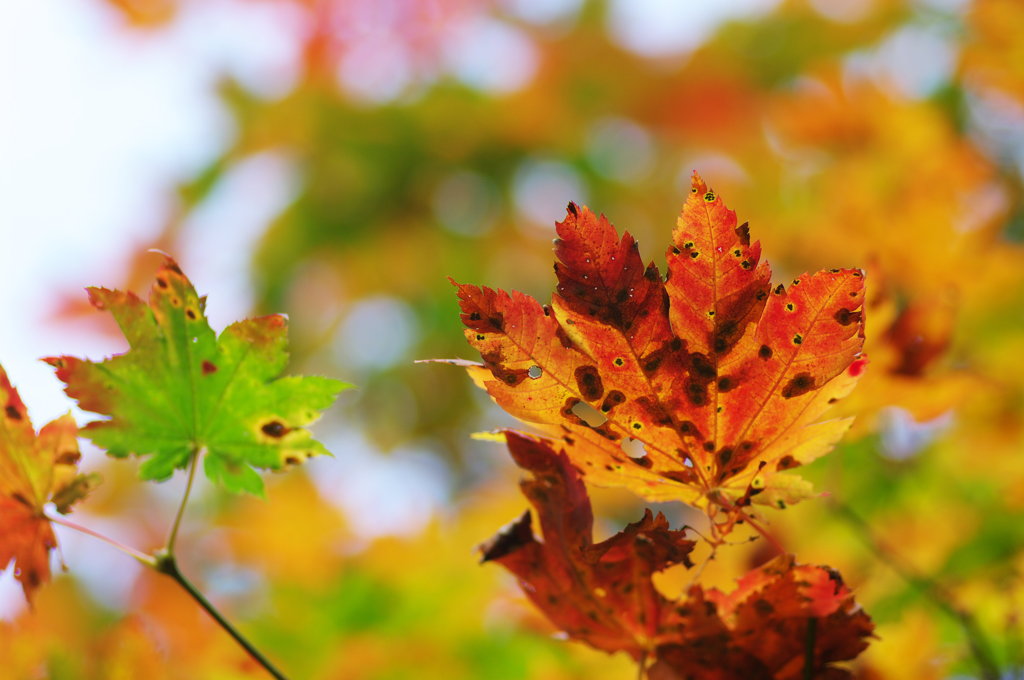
[0,367,96,602]
[453,173,866,511]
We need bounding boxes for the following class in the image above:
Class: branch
[154,551,289,680]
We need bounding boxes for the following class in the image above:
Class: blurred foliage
[6,0,1024,677]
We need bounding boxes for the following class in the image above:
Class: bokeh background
[2,0,1024,677]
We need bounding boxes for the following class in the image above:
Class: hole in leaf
[621,437,648,460]
[571,401,607,427]
[527,365,542,379]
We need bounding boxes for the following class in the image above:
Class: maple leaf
[0,366,97,602]
[46,257,350,495]
[649,554,875,680]
[453,173,865,509]
[479,430,695,660]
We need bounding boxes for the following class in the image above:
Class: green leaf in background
[46,256,350,495]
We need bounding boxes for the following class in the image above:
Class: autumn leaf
[46,257,350,495]
[453,173,866,509]
[479,431,695,660]
[483,432,873,675]
[649,554,875,680]
[0,366,97,602]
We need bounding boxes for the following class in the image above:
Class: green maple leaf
[46,257,350,495]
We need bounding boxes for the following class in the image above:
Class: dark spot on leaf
[284,456,300,465]
[475,334,486,341]
[690,251,699,259]
[786,303,795,312]
[670,337,683,351]
[632,455,652,468]
[542,305,551,317]
[574,365,604,401]
[202,360,217,375]
[613,357,625,367]
[186,308,197,320]
[717,447,733,465]
[686,381,707,406]
[684,241,694,249]
[792,279,801,286]
[600,390,625,413]
[643,356,661,373]
[262,421,289,438]
[781,373,815,398]
[469,312,481,321]
[566,201,578,216]
[712,320,739,355]
[664,469,698,484]
[703,191,715,202]
[488,316,504,331]
[678,421,701,439]
[156,278,168,289]
[644,264,660,282]
[55,450,80,465]
[740,260,751,269]
[754,599,774,615]
[690,353,716,379]
[758,345,773,360]
[733,249,742,257]
[5,405,22,420]
[852,270,863,277]
[703,441,715,452]
[776,455,798,470]
[834,307,862,326]
[774,284,785,295]
[717,376,736,392]
[793,334,803,345]
[631,422,642,430]
[672,246,681,255]
[167,263,184,275]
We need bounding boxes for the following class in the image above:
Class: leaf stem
[154,551,289,680]
[803,617,817,680]
[831,501,1001,680]
[46,513,156,568]
[167,447,201,554]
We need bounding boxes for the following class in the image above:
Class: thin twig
[831,501,1001,680]
[803,618,817,680]
[166,447,201,554]
[154,552,289,680]
[47,513,156,567]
